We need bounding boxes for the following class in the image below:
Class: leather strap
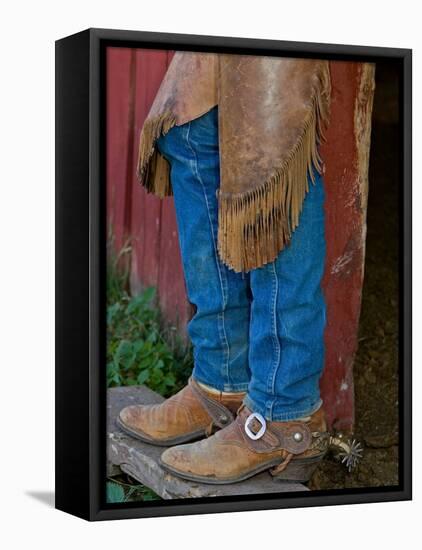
[238,407,313,455]
[189,378,235,429]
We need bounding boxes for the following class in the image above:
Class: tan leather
[136,52,217,198]
[160,405,328,482]
[218,56,329,196]
[118,377,245,445]
[217,56,331,272]
[137,52,331,273]
[146,52,218,126]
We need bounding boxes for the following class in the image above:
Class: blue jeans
[156,106,326,421]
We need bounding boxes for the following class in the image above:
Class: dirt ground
[309,63,400,490]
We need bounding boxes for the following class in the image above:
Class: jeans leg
[244,171,327,420]
[156,107,251,392]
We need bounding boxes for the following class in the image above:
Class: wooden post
[320,62,376,431]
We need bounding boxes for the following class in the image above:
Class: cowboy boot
[159,404,329,483]
[117,377,245,446]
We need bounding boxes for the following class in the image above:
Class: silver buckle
[244,412,267,440]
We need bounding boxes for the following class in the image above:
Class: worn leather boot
[159,404,329,483]
[117,377,245,446]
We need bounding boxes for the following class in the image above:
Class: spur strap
[238,408,313,455]
[189,378,235,429]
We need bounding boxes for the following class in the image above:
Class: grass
[106,240,192,501]
[106,477,159,503]
[107,285,192,396]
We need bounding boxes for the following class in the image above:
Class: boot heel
[271,453,325,483]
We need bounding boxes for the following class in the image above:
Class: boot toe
[118,403,174,441]
[160,446,191,472]
[160,444,210,477]
[118,404,150,434]
[160,440,219,478]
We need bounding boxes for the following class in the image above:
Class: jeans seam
[185,124,231,386]
[259,263,281,420]
[268,262,281,395]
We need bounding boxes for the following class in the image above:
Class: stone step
[107,385,309,499]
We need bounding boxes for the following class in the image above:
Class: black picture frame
[55,28,412,521]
